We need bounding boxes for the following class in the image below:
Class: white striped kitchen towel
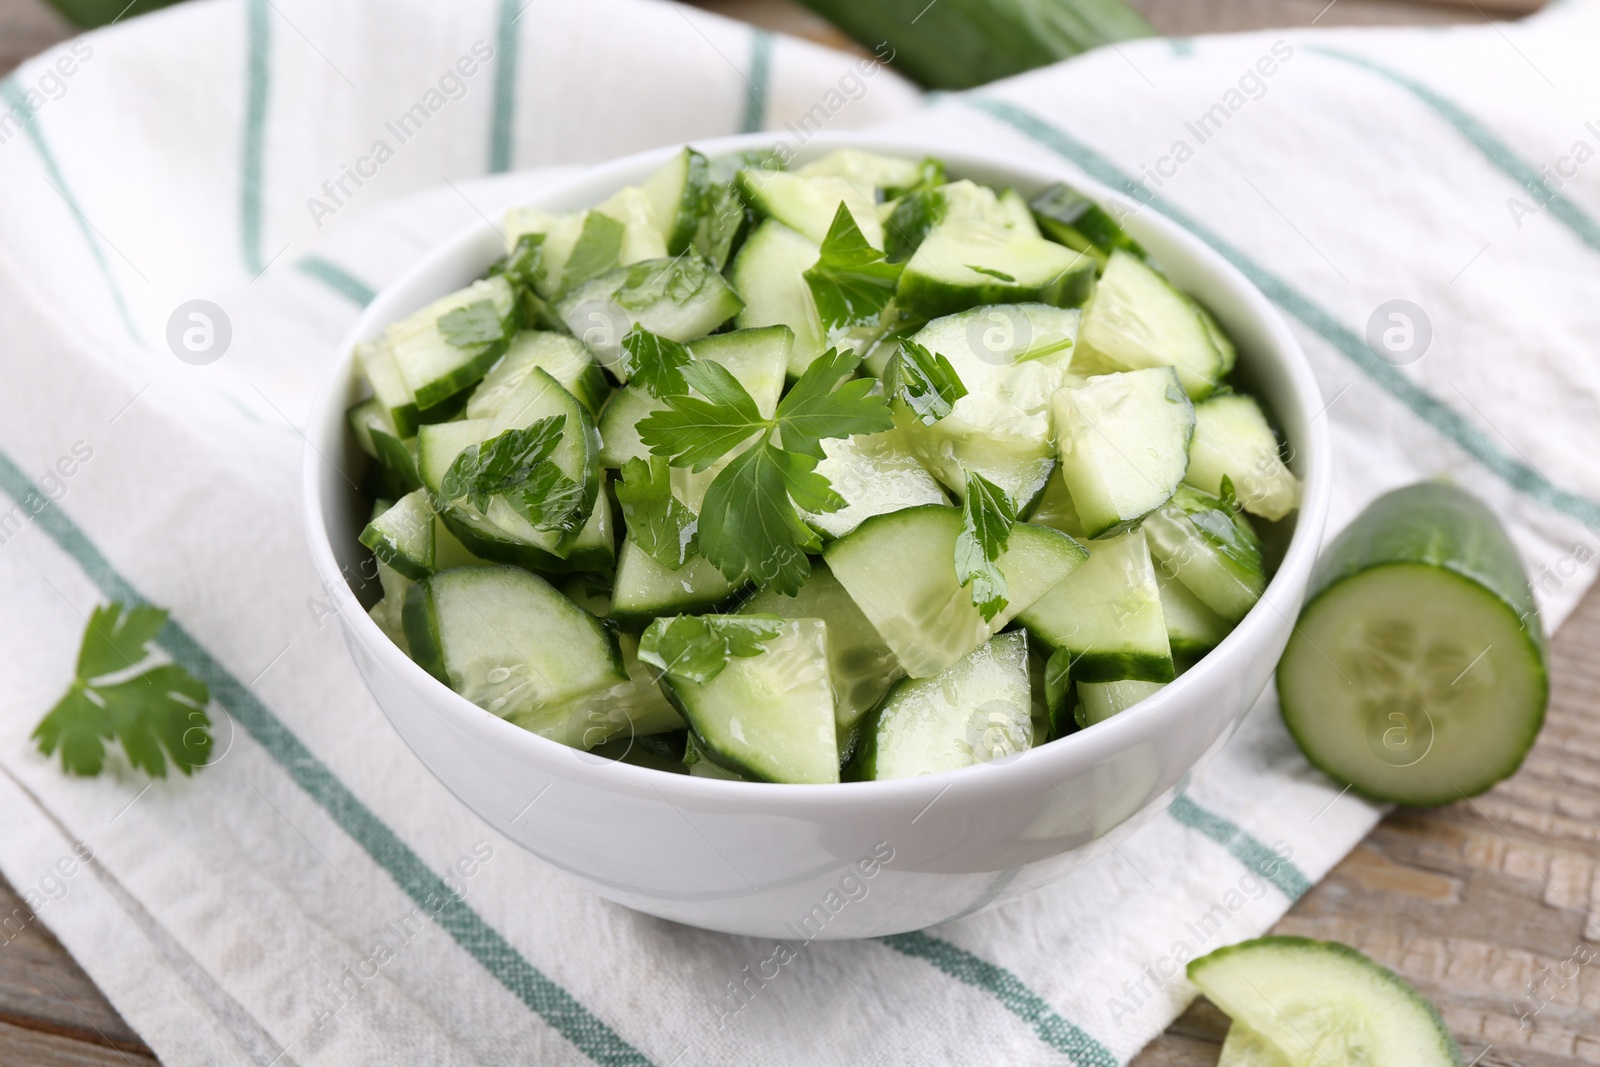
[1,0,1598,1063]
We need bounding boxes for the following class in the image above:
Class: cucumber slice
[825,505,1088,678]
[1158,571,1231,658]
[895,303,1082,508]
[468,331,608,419]
[1051,366,1195,537]
[504,207,585,298]
[403,566,627,742]
[360,489,436,581]
[639,147,709,255]
[1028,183,1146,270]
[739,561,903,732]
[1189,936,1463,1066]
[610,633,688,737]
[654,617,840,784]
[796,149,926,193]
[1186,394,1300,521]
[555,256,743,377]
[370,430,422,494]
[996,188,1041,237]
[736,169,884,248]
[476,368,601,556]
[1017,528,1173,683]
[1027,468,1086,536]
[1076,678,1165,728]
[1078,250,1224,400]
[610,539,744,625]
[592,186,669,268]
[850,631,1033,780]
[798,430,948,540]
[1143,485,1266,624]
[898,202,1095,321]
[684,731,746,780]
[347,396,394,457]
[387,276,517,409]
[356,339,420,438]
[1277,483,1547,806]
[1192,300,1237,376]
[597,385,664,469]
[368,561,412,654]
[729,220,826,378]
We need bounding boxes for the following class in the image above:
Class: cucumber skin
[401,580,448,684]
[433,502,615,576]
[1188,935,1464,1065]
[1279,483,1548,807]
[1302,482,1543,657]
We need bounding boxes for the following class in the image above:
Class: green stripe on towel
[1310,46,1600,255]
[297,256,377,307]
[740,29,774,133]
[880,932,1118,1066]
[0,78,142,345]
[1168,795,1311,900]
[488,0,521,173]
[240,0,271,274]
[958,94,1600,531]
[0,450,655,1067]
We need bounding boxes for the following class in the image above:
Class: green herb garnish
[804,203,903,338]
[33,604,211,778]
[440,415,587,534]
[618,326,693,399]
[615,456,698,570]
[636,347,893,594]
[955,470,1016,621]
[886,338,967,425]
[438,299,512,349]
[638,614,785,686]
[560,211,626,291]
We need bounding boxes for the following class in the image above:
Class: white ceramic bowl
[304,132,1330,939]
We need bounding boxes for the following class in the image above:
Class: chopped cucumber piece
[1076,678,1165,728]
[1028,183,1146,269]
[729,220,826,378]
[684,731,746,780]
[1051,366,1195,537]
[369,562,412,654]
[356,339,420,437]
[347,396,394,457]
[597,385,664,469]
[851,631,1033,780]
[468,331,608,419]
[796,149,926,193]
[740,561,903,732]
[504,207,585,298]
[896,303,1082,508]
[1143,485,1266,624]
[898,193,1095,320]
[655,617,840,784]
[556,256,743,377]
[1189,936,1463,1066]
[611,539,744,625]
[360,489,436,581]
[639,147,709,254]
[1158,571,1231,658]
[1078,250,1224,399]
[387,276,517,409]
[825,505,1088,678]
[1186,394,1300,521]
[610,633,688,737]
[799,430,948,540]
[592,186,669,267]
[1017,528,1172,683]
[1027,468,1086,536]
[1192,300,1237,376]
[403,566,627,740]
[736,169,883,248]
[1278,483,1546,806]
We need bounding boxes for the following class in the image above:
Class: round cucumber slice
[1277,483,1546,806]
[1189,936,1463,1066]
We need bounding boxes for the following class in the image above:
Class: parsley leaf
[615,456,698,570]
[804,203,903,338]
[33,603,212,778]
[698,444,832,596]
[637,614,785,686]
[619,327,693,399]
[774,347,894,459]
[560,210,626,291]
[440,416,588,534]
[439,297,515,351]
[636,361,769,472]
[884,184,946,263]
[955,471,1017,622]
[636,348,890,593]
[886,339,968,425]
[489,232,546,293]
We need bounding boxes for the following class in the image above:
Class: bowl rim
[302,129,1332,808]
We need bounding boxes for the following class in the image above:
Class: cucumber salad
[348,146,1302,784]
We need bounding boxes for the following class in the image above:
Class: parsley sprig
[804,203,903,340]
[439,299,513,350]
[33,604,212,778]
[955,471,1017,622]
[615,456,699,570]
[636,347,893,594]
[439,415,588,535]
[886,338,967,425]
[618,326,693,399]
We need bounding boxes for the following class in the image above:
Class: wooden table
[4,0,1591,1063]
